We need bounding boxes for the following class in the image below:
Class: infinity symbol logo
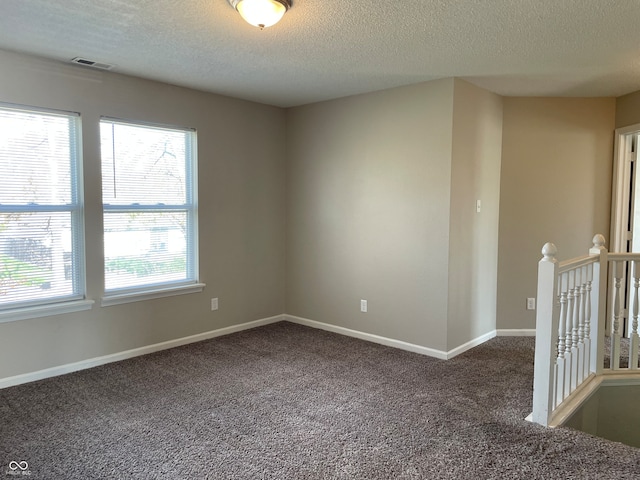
[8,461,28,471]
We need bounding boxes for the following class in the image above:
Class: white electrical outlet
[211,298,219,311]
[526,298,535,310]
[360,299,368,313]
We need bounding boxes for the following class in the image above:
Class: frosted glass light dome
[231,0,290,29]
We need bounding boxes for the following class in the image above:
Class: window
[0,104,87,317]
[100,118,200,303]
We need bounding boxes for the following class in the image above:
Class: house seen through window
[100,118,198,294]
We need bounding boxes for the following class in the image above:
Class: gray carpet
[1,321,639,479]
[605,337,639,369]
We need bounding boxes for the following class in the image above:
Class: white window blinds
[100,118,198,293]
[0,104,85,310]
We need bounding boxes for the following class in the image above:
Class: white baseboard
[284,314,500,360]
[497,329,536,336]
[0,314,284,390]
[284,314,450,359]
[1,315,537,389]
[446,330,497,358]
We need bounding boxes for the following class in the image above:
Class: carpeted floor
[1,321,639,479]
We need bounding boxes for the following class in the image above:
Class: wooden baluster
[584,263,593,378]
[565,275,574,353]
[571,269,580,390]
[611,261,622,370]
[556,273,568,405]
[631,260,640,370]
[579,269,586,344]
[573,268,580,349]
[577,267,586,383]
[564,271,575,395]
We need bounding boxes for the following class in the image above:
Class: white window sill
[0,299,95,323]
[101,283,206,307]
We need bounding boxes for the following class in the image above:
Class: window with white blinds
[0,104,85,311]
[100,118,198,294]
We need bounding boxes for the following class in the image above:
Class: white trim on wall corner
[496,329,536,336]
[445,330,497,359]
[284,314,499,360]
[0,314,284,390]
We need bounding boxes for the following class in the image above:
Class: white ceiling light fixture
[228,0,291,29]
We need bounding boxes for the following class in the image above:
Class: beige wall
[0,47,624,380]
[615,90,640,128]
[286,79,455,351]
[0,49,286,378]
[496,98,615,330]
[448,79,503,349]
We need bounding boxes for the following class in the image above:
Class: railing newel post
[532,242,559,426]
[589,234,607,375]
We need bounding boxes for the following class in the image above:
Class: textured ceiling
[1,0,640,107]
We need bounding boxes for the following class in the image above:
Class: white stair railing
[531,234,607,426]
[530,234,640,426]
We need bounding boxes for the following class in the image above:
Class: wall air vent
[70,57,114,70]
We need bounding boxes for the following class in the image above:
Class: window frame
[0,102,92,323]
[99,117,203,306]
